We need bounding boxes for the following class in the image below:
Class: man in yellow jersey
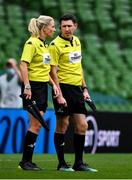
[18,15,59,171]
[49,13,98,172]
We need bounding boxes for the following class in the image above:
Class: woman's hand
[23,89,32,99]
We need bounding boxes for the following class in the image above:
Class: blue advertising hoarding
[0,109,56,154]
[1,109,132,154]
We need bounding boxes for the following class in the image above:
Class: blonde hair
[28,15,54,37]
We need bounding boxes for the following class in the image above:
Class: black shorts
[21,81,48,112]
[53,83,87,115]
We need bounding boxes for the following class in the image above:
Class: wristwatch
[24,84,31,90]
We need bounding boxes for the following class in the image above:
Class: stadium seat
[59,0,75,14]
[24,10,40,25]
[103,41,121,59]
[123,49,132,68]
[0,24,12,40]
[95,1,112,10]
[104,71,119,96]
[113,0,131,27]
[92,52,112,71]
[118,28,132,48]
[83,34,102,56]
[41,0,58,8]
[93,69,106,92]
[84,72,95,90]
[0,51,6,67]
[6,4,22,18]
[82,52,98,74]
[119,29,132,40]
[76,1,97,33]
[0,5,5,18]
[24,0,41,10]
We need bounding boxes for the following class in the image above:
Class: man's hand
[56,95,67,107]
[53,83,60,98]
[83,88,90,100]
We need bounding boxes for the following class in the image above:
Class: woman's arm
[19,61,31,99]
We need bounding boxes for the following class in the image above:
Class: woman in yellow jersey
[18,15,59,171]
[49,14,97,172]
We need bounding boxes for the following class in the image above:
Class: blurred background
[0,0,132,112]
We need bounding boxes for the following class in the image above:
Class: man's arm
[50,65,62,96]
[49,75,59,98]
[82,69,90,99]
[50,65,67,106]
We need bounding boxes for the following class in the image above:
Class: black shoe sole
[18,165,41,171]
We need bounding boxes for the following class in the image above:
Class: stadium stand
[0,0,132,112]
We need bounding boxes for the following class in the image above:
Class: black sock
[22,130,38,162]
[54,133,65,165]
[74,133,85,164]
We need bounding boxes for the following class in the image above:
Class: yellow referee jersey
[21,36,50,82]
[49,35,83,86]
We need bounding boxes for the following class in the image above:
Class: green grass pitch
[0,153,132,179]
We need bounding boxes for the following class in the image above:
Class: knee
[29,121,42,133]
[75,121,88,134]
[35,122,42,132]
[56,120,69,133]
[81,121,88,132]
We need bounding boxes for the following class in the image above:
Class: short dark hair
[59,13,77,24]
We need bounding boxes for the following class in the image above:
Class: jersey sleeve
[49,42,60,66]
[21,41,36,63]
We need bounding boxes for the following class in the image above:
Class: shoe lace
[81,162,90,167]
[29,162,39,168]
[31,162,36,166]
[61,162,71,168]
[66,161,72,166]
[24,161,34,167]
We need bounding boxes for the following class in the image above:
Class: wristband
[25,84,31,90]
[82,86,88,91]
